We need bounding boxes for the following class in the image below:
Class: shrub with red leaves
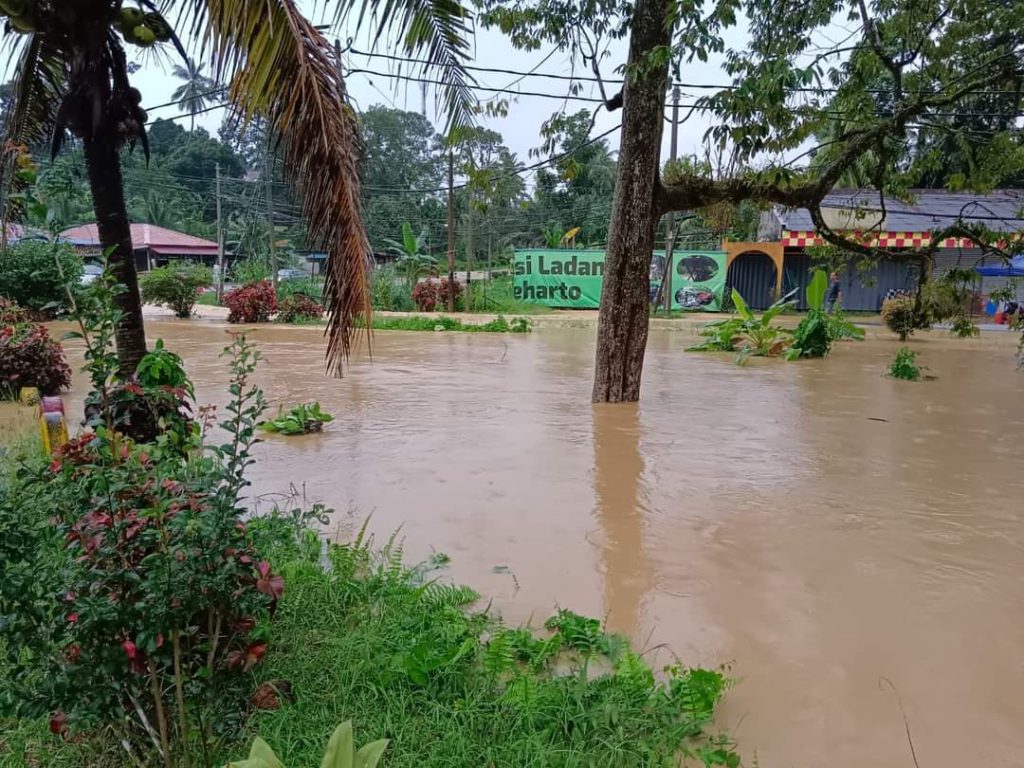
[0,298,32,325]
[276,293,323,323]
[0,322,72,396]
[224,280,278,323]
[411,278,462,312]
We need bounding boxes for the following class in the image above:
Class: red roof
[59,223,218,256]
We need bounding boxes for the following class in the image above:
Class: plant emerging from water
[258,402,334,435]
[881,295,918,341]
[889,347,923,381]
[786,270,865,359]
[689,288,793,363]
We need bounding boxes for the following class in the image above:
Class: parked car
[277,268,308,281]
[81,263,103,285]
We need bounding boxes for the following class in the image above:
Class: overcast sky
[132,10,759,178]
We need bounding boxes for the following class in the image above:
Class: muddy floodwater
[60,321,1024,768]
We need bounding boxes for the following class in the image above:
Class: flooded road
[62,321,1024,768]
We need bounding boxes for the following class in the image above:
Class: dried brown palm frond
[185,0,370,371]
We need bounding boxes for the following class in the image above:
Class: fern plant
[228,721,387,768]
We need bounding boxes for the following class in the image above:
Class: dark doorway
[727,252,777,309]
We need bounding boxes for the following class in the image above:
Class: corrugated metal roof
[776,189,1024,234]
[58,223,218,252]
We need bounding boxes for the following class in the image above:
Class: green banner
[513,249,726,311]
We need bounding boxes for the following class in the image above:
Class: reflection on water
[59,321,1024,768]
[593,404,650,640]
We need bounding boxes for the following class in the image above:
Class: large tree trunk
[591,0,671,403]
[83,133,147,373]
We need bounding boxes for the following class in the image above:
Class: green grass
[359,315,531,333]
[196,292,221,307]
[1,523,738,768]
[463,276,549,315]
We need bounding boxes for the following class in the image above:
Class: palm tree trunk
[591,0,670,402]
[83,131,148,374]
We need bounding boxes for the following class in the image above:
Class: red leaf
[49,712,67,735]
[67,613,78,623]
[122,640,137,659]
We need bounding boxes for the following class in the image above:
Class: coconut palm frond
[4,34,66,152]
[186,0,371,371]
[334,0,477,135]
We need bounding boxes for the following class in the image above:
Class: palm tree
[171,59,215,132]
[1,0,475,374]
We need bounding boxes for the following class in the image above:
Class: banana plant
[228,721,388,768]
[689,288,794,362]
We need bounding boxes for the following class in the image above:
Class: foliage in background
[412,279,463,312]
[229,720,388,768]
[950,315,981,338]
[689,289,793,363]
[881,295,918,341]
[889,347,923,381]
[226,282,278,324]
[0,241,82,316]
[139,262,213,318]
[0,322,72,396]
[370,266,415,312]
[276,295,323,324]
[0,298,32,325]
[258,403,334,435]
[232,257,273,286]
[786,270,864,359]
[277,278,323,303]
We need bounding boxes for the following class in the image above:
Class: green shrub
[0,241,82,315]
[370,266,414,311]
[277,278,323,302]
[950,314,980,338]
[921,280,960,323]
[889,346,922,380]
[880,295,917,341]
[139,262,212,318]
[276,294,323,324]
[0,322,72,396]
[232,256,271,284]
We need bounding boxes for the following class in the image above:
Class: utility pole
[465,187,473,310]
[421,81,427,117]
[662,84,681,313]
[266,151,277,290]
[446,148,456,312]
[215,162,225,301]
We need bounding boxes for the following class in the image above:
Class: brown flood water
[59,321,1024,768]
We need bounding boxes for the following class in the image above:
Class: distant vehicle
[277,268,308,282]
[81,263,103,285]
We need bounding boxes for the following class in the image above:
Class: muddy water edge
[54,320,1024,768]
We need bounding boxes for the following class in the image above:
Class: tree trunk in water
[83,133,147,373]
[591,0,670,403]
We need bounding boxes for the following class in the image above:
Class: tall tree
[1,0,474,373]
[480,0,1024,401]
[171,59,216,131]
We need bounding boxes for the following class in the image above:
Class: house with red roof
[58,223,223,273]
